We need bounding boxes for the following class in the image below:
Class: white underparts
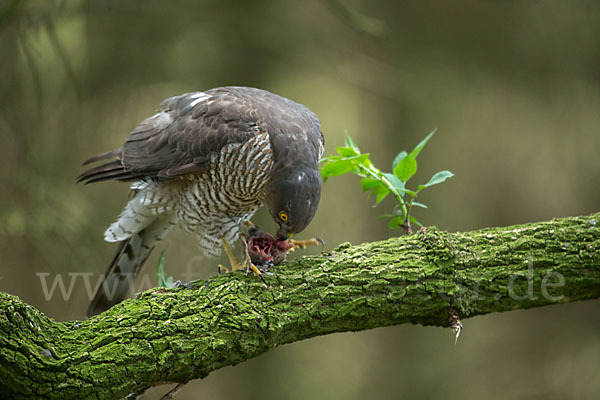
[103,130,273,259]
[177,131,273,257]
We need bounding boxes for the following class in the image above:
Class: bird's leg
[218,236,267,285]
[219,237,239,270]
[238,235,267,284]
[289,237,325,250]
[217,238,230,274]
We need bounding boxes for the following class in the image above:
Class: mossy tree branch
[1,213,600,399]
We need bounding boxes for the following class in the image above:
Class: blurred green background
[1,0,599,398]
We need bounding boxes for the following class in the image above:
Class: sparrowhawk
[79,86,324,317]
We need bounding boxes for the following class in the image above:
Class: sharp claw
[316,237,325,246]
[250,263,268,286]
[217,264,229,274]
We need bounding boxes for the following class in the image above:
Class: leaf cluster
[321,130,453,233]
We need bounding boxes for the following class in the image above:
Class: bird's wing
[77,89,261,183]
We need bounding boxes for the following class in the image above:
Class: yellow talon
[217,264,229,274]
[249,263,267,284]
[290,237,325,249]
[220,236,267,286]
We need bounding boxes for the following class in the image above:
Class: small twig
[160,383,186,400]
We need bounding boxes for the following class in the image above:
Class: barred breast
[176,130,273,256]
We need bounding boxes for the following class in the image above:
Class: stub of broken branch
[1,212,599,399]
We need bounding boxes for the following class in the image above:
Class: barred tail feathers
[87,215,175,317]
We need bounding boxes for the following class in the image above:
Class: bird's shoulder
[115,86,323,179]
[122,89,265,178]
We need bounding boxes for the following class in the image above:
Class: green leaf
[383,172,405,192]
[336,146,358,157]
[373,184,390,205]
[392,151,407,170]
[388,215,404,229]
[360,178,381,192]
[409,215,423,227]
[412,202,428,208]
[321,159,356,180]
[345,134,360,152]
[362,157,373,169]
[393,155,417,182]
[166,276,174,288]
[344,153,370,164]
[320,155,341,163]
[417,170,454,191]
[157,251,166,287]
[409,128,437,159]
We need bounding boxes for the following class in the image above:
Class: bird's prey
[79,86,324,316]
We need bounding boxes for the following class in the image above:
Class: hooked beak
[276,230,294,241]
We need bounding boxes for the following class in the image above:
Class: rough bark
[1,213,599,399]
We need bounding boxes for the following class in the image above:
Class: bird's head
[263,166,322,240]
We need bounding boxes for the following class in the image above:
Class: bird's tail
[87,193,175,317]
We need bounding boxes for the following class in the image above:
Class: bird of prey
[79,86,324,317]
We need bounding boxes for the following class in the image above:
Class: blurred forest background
[1,0,599,399]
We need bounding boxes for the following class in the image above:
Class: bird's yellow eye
[279,211,288,222]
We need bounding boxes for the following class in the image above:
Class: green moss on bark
[1,213,599,399]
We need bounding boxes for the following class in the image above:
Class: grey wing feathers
[78,86,324,184]
[78,89,261,183]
